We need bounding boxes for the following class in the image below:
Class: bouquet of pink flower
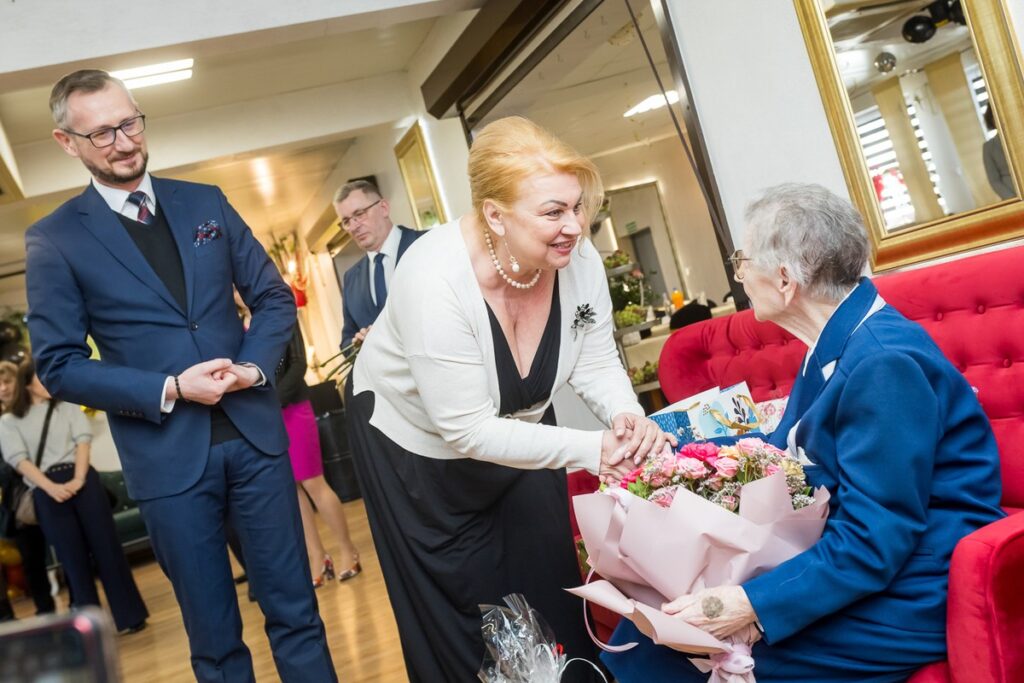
[569,438,830,682]
[618,438,816,514]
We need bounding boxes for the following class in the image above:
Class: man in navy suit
[333,180,421,351]
[26,70,336,682]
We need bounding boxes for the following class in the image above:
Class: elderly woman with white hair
[604,183,1004,682]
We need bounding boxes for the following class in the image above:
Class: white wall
[663,0,849,248]
[594,136,730,304]
[406,10,477,221]
[1010,0,1024,43]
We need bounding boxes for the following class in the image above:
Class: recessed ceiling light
[110,59,194,90]
[623,90,680,118]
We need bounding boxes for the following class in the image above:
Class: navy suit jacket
[743,278,1004,651]
[26,178,295,501]
[340,225,421,350]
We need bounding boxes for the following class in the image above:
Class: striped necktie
[127,191,153,225]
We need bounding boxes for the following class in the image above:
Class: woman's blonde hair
[468,116,603,231]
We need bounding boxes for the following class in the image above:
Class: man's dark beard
[84,149,148,186]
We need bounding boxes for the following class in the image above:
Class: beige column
[872,77,945,223]
[925,52,1002,207]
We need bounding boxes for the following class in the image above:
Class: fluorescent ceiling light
[623,90,680,118]
[110,59,194,90]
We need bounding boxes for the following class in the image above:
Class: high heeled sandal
[312,555,336,589]
[338,553,362,582]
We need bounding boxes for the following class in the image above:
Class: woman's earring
[503,239,521,273]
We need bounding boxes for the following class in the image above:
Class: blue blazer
[340,225,421,350]
[25,178,296,501]
[743,278,1004,659]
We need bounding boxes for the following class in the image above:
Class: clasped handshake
[163,358,261,405]
[599,413,678,484]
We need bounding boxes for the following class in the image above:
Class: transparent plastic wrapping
[478,594,607,683]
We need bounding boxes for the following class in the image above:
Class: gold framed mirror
[394,121,447,230]
[794,0,1024,270]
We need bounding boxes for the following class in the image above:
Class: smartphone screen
[0,609,118,683]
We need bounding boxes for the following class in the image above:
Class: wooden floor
[10,499,410,682]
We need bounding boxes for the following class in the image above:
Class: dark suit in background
[340,225,421,351]
[26,177,336,682]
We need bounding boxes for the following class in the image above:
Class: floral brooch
[571,303,596,340]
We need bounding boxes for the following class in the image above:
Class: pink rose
[649,485,680,509]
[718,494,739,512]
[620,467,644,489]
[678,442,720,463]
[765,464,782,476]
[647,472,669,488]
[659,457,678,479]
[677,457,708,480]
[714,456,740,478]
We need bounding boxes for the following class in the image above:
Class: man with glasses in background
[26,70,336,682]
[333,180,421,352]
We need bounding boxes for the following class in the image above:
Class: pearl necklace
[483,230,542,290]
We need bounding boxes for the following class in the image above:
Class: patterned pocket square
[194,220,222,246]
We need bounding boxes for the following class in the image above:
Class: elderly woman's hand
[663,585,758,640]
[611,413,678,465]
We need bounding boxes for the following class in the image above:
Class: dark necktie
[374,252,388,312]
[127,191,153,225]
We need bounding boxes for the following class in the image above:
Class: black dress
[346,279,601,682]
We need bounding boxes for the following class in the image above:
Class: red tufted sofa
[653,244,1024,683]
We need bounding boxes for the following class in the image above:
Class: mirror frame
[794,0,1024,270]
[394,121,447,230]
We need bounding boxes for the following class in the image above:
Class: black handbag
[0,461,19,537]
[7,401,57,528]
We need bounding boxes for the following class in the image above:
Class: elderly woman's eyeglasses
[727,250,752,280]
[63,114,146,149]
[339,199,382,229]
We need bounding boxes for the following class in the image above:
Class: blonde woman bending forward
[347,116,675,683]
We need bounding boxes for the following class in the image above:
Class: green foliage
[626,480,652,499]
[608,275,652,311]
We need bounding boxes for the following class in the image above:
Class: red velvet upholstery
[907,662,951,683]
[655,245,1024,682]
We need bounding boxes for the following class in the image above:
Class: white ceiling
[167,137,355,237]
[0,19,437,146]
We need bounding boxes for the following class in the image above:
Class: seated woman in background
[0,359,148,634]
[604,183,1004,682]
[348,116,675,682]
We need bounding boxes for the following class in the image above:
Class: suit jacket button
[190,321,199,331]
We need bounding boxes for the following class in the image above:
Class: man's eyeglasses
[726,249,752,280]
[63,114,146,149]
[339,199,382,229]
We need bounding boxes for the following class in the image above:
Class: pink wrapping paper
[568,472,830,657]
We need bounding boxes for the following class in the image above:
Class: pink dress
[282,399,324,482]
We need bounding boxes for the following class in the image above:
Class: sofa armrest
[947,512,1024,682]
